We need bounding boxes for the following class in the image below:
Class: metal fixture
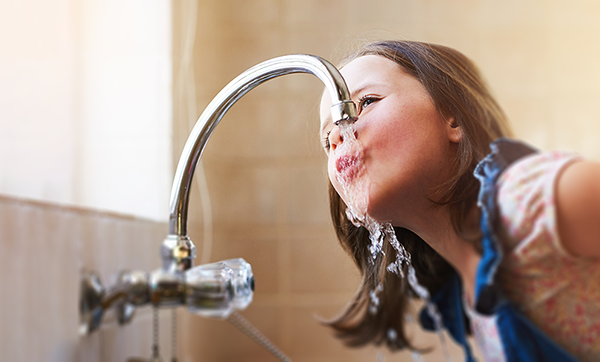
[162,54,357,274]
[80,258,254,335]
[79,54,356,342]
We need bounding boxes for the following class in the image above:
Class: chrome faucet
[162,54,357,273]
[80,55,356,340]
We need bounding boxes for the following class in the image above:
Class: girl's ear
[446,117,462,144]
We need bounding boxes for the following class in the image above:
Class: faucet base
[161,234,196,272]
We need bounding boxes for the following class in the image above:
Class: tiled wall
[0,195,175,361]
[172,0,600,361]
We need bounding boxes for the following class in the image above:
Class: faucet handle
[222,258,254,309]
[185,261,234,318]
[185,258,254,319]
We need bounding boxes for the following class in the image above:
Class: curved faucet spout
[163,54,357,271]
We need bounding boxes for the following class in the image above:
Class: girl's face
[320,55,461,227]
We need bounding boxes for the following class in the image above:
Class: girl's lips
[334,151,369,220]
[336,154,360,180]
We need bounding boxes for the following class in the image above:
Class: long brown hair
[324,40,512,350]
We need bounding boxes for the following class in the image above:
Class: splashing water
[335,122,389,263]
[335,123,369,227]
[334,120,451,361]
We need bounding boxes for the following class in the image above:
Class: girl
[319,40,600,361]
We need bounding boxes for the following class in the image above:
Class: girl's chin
[363,201,393,224]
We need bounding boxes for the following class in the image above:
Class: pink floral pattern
[494,151,600,361]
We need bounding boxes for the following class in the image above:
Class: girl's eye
[323,130,332,151]
[358,95,379,114]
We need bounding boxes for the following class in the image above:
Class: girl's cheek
[327,162,343,199]
[328,164,338,189]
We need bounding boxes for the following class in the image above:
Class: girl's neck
[408,204,481,305]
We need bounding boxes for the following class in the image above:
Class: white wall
[0,0,173,221]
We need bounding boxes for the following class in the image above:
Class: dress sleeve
[495,151,600,361]
[495,151,581,261]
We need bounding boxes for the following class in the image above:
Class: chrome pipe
[163,54,356,271]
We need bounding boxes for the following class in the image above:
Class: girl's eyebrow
[349,82,384,100]
[349,85,370,100]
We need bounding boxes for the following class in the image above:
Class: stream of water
[334,121,451,362]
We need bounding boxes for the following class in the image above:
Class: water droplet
[369,282,383,314]
[387,328,398,342]
[411,351,426,362]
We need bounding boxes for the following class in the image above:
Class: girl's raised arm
[556,160,600,258]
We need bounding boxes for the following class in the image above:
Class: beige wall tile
[186,306,286,361]
[289,229,360,294]
[204,159,283,226]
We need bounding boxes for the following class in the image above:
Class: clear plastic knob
[185,258,254,319]
[186,261,233,318]
[222,258,254,310]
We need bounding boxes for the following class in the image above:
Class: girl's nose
[328,125,343,151]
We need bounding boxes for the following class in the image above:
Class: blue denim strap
[419,273,476,362]
[472,138,537,314]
